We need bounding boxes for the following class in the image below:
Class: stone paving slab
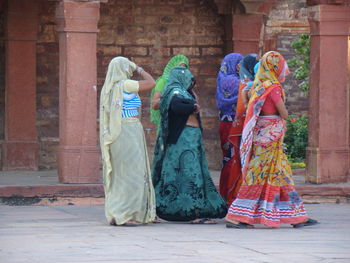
[0,204,350,263]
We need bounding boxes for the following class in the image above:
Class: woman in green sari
[150,54,190,130]
[152,66,227,223]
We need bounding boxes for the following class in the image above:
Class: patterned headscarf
[99,56,136,192]
[216,53,243,117]
[150,55,190,126]
[252,51,290,93]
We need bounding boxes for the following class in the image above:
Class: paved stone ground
[1,203,350,263]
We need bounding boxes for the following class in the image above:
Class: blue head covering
[239,54,260,81]
[216,53,243,117]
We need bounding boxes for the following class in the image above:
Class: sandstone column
[2,0,39,170]
[56,0,100,183]
[306,4,350,183]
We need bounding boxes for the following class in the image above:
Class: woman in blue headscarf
[215,53,243,204]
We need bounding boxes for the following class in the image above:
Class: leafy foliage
[287,34,310,93]
[284,115,308,163]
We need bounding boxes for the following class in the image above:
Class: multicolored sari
[226,51,308,227]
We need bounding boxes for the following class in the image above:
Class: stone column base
[306,147,350,184]
[2,141,39,170]
[58,146,101,184]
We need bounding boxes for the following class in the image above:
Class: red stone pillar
[232,14,265,55]
[306,4,350,183]
[56,1,100,183]
[2,0,39,170]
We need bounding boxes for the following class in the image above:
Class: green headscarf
[150,54,189,127]
[152,66,196,186]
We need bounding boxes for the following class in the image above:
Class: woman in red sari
[215,53,243,205]
[225,54,260,206]
[225,51,318,228]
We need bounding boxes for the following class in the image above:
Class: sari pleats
[226,117,307,228]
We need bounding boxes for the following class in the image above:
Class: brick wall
[97,0,225,169]
[36,1,59,169]
[266,0,309,115]
[33,0,225,170]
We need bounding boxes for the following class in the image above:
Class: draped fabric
[154,126,227,221]
[216,53,243,117]
[221,54,260,205]
[240,51,289,177]
[226,116,307,228]
[99,57,136,193]
[226,51,307,228]
[239,53,260,81]
[216,53,243,205]
[99,57,156,225]
[150,55,189,128]
[105,118,156,225]
[152,66,227,221]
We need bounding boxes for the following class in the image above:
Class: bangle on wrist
[137,66,144,74]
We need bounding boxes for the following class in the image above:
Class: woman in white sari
[100,57,156,226]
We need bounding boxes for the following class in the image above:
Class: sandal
[292,218,318,228]
[226,222,254,229]
[190,218,217,224]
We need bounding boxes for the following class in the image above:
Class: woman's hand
[194,103,201,114]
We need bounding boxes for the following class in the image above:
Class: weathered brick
[202,47,223,56]
[173,47,200,56]
[199,64,218,76]
[159,16,183,25]
[149,47,172,56]
[196,36,224,46]
[135,16,159,25]
[97,45,122,56]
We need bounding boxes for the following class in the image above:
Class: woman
[215,53,243,205]
[224,54,260,206]
[100,56,156,226]
[225,51,318,228]
[150,54,190,130]
[152,66,227,223]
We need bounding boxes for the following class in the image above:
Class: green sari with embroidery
[150,55,189,129]
[152,66,227,221]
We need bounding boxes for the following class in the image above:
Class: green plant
[288,34,310,93]
[284,115,308,163]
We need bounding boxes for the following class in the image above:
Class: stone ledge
[1,183,349,205]
[0,185,104,198]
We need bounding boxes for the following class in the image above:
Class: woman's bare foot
[122,220,142,227]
